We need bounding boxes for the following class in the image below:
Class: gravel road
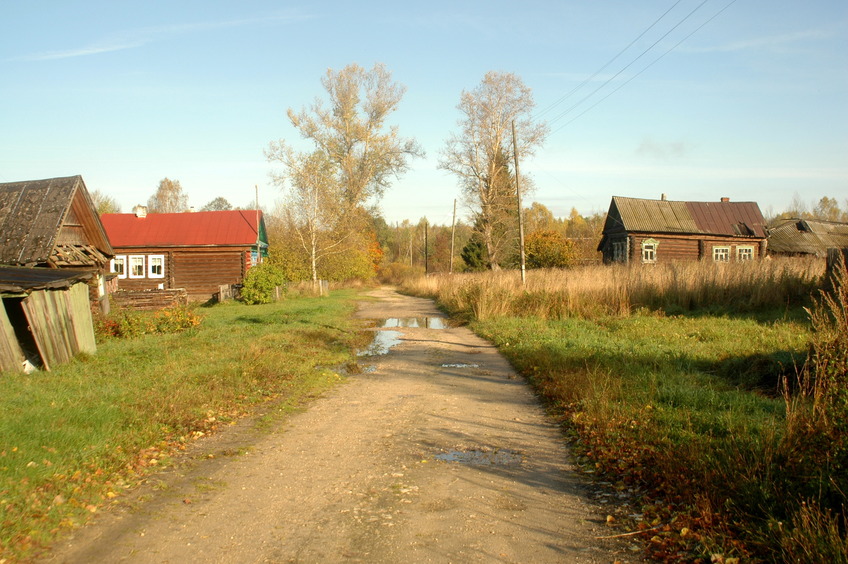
[42,288,631,563]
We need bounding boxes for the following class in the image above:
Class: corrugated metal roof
[0,265,94,293]
[768,219,848,256]
[101,210,264,247]
[609,196,766,237]
[0,175,113,265]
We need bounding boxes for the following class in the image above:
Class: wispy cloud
[636,138,691,160]
[687,28,834,53]
[14,10,312,62]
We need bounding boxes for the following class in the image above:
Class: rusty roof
[768,218,848,256]
[606,196,767,238]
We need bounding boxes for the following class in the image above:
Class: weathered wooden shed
[0,175,115,310]
[0,175,113,269]
[100,208,268,301]
[598,196,768,265]
[767,218,848,258]
[0,266,97,373]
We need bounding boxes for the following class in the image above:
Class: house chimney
[720,197,730,203]
[133,205,148,218]
[661,193,667,201]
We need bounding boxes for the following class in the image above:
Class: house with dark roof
[0,175,115,311]
[767,218,848,258]
[100,207,268,301]
[597,196,768,265]
[0,175,113,269]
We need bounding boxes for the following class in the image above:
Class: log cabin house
[0,175,114,310]
[597,196,768,265]
[100,207,268,301]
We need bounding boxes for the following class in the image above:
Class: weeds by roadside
[401,258,847,561]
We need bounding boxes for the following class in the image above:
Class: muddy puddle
[381,317,448,329]
[357,330,403,357]
[435,448,523,467]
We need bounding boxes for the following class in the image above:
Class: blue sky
[2,1,846,225]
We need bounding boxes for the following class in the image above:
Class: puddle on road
[441,363,479,369]
[435,449,523,467]
[357,330,403,357]
[381,317,448,329]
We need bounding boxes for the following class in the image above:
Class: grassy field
[0,290,368,561]
[402,258,848,562]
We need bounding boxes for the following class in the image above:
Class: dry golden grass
[404,257,824,320]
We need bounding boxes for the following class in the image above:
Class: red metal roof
[101,210,263,248]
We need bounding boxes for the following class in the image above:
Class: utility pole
[512,120,526,285]
[449,199,457,274]
[424,218,429,276]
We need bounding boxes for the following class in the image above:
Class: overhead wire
[535,0,687,121]
[546,0,713,129]
[550,0,738,135]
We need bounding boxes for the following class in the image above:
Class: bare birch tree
[278,150,350,283]
[440,72,548,269]
[267,63,422,281]
[147,178,188,213]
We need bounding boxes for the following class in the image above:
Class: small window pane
[148,255,165,278]
[129,255,145,278]
[713,247,730,262]
[642,242,657,263]
[112,256,127,278]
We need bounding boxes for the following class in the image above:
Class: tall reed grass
[403,257,823,320]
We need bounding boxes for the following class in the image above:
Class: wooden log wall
[110,289,188,311]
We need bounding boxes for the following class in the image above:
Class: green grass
[471,312,816,560]
[0,290,368,560]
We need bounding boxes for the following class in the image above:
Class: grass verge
[0,290,368,561]
[402,260,847,561]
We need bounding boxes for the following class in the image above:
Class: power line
[550,0,738,135]
[535,0,687,120]
[546,0,713,129]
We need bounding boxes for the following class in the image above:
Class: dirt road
[43,288,628,563]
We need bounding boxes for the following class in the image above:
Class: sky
[1,1,846,226]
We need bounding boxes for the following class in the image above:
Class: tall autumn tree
[440,71,548,269]
[90,190,121,215]
[267,63,422,281]
[147,178,188,213]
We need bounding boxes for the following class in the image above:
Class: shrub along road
[43,288,628,563]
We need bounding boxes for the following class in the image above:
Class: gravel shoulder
[42,288,633,563]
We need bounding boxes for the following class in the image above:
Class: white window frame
[128,255,146,278]
[148,254,165,278]
[712,246,730,262]
[641,239,658,264]
[111,255,127,279]
[737,246,754,261]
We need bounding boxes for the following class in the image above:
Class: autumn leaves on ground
[0,291,369,560]
[403,259,848,562]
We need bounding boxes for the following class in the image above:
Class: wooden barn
[597,196,768,265]
[767,218,848,258]
[100,208,268,301]
[1,266,97,373]
[0,175,115,311]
